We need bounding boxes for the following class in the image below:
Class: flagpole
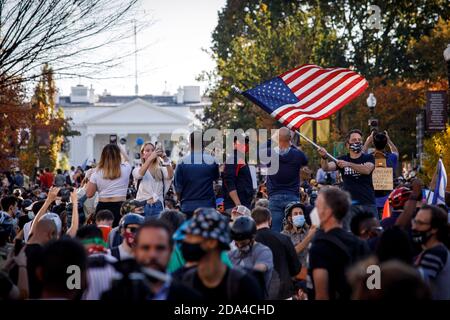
[232,85,338,163]
[293,130,338,162]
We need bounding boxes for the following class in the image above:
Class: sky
[56,0,226,97]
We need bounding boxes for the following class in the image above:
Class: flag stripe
[242,64,368,131]
[278,77,366,126]
[286,66,322,87]
[273,74,363,120]
[282,65,319,84]
[272,79,368,129]
[290,68,349,97]
[280,64,315,80]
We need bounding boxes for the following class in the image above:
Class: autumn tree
[18,64,74,174]
[0,78,30,171]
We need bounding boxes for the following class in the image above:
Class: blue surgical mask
[292,215,305,228]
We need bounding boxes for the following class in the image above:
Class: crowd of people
[0,128,449,301]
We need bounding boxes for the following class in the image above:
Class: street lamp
[366,93,378,132]
[443,44,450,123]
[366,92,377,115]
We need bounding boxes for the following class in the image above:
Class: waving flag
[242,64,368,129]
[428,159,447,205]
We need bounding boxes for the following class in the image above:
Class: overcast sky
[56,0,226,97]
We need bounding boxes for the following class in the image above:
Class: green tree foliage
[309,0,450,80]
[201,3,345,130]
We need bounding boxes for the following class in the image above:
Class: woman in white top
[86,143,131,227]
[133,142,173,218]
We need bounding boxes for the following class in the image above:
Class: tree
[307,0,450,80]
[212,0,301,61]
[18,64,75,174]
[0,0,149,88]
[422,125,450,189]
[201,3,345,130]
[0,77,29,170]
[407,18,450,82]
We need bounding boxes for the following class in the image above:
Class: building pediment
[84,98,192,125]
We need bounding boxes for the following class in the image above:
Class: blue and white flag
[428,159,447,205]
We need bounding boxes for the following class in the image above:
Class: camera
[57,187,74,202]
[368,118,379,132]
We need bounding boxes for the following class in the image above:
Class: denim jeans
[268,193,299,232]
[144,200,164,219]
[343,204,378,232]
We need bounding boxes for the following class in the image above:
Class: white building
[57,85,208,167]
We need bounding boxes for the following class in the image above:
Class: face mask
[349,142,363,153]
[180,242,207,262]
[28,211,35,220]
[411,229,432,245]
[292,215,305,228]
[123,231,136,247]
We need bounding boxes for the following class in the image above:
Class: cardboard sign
[372,167,393,190]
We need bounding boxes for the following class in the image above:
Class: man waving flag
[241,64,368,130]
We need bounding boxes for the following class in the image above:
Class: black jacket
[255,227,301,299]
[222,150,254,209]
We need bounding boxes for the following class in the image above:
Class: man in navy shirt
[174,131,220,219]
[265,127,308,232]
[318,129,376,231]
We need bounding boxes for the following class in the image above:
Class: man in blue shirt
[265,127,308,232]
[174,131,219,219]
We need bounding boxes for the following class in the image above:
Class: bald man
[267,127,308,232]
[9,219,57,299]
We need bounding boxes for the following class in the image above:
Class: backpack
[314,230,367,266]
[181,266,247,301]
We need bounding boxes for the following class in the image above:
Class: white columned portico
[117,133,130,159]
[86,133,94,163]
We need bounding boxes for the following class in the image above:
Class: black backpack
[314,230,368,266]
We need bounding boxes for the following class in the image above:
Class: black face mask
[180,242,207,262]
[411,229,432,245]
[349,142,363,153]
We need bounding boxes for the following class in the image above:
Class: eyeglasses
[412,219,430,226]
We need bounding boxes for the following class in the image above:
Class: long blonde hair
[140,142,163,180]
[97,144,122,179]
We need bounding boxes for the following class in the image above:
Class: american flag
[242,64,368,129]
